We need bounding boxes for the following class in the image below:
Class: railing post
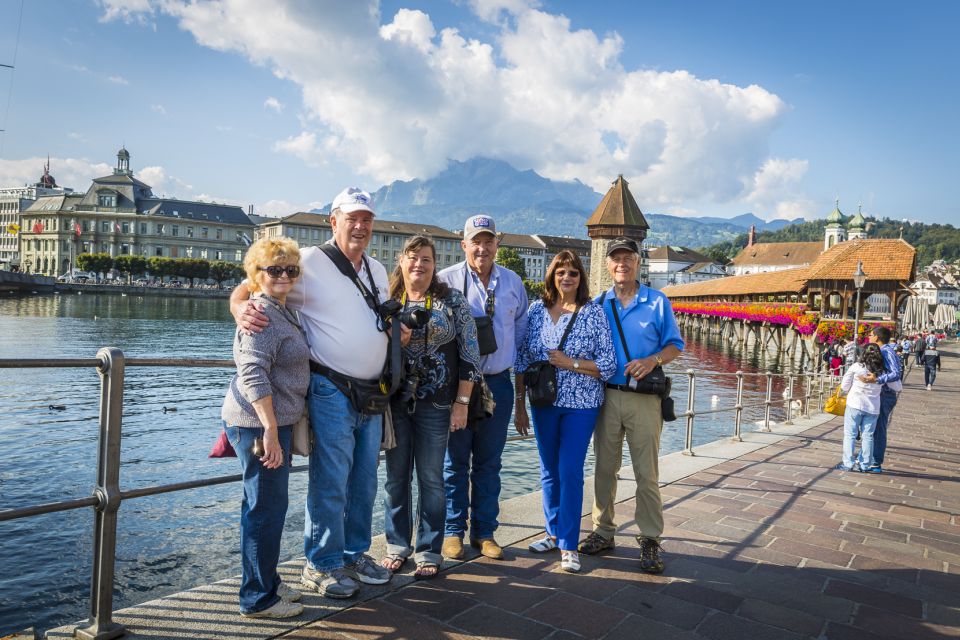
[817,371,825,413]
[682,370,696,456]
[802,373,812,418]
[783,374,795,425]
[732,370,744,442]
[75,348,126,640]
[762,371,773,432]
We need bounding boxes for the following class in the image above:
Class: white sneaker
[927,384,932,390]
[241,599,304,619]
[277,582,301,602]
[560,550,581,573]
[528,536,558,553]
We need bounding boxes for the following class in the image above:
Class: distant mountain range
[311,157,803,247]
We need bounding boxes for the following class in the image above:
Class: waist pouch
[474,315,498,356]
[311,361,390,416]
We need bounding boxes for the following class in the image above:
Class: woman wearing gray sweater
[221,237,309,619]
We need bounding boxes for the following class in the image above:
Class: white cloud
[107,74,130,85]
[150,104,167,116]
[742,158,816,219]
[137,165,195,197]
[256,199,324,217]
[97,0,155,25]
[101,0,804,212]
[263,96,283,113]
[0,157,112,191]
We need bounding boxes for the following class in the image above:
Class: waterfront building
[533,234,592,281]
[911,272,959,307]
[1,161,73,271]
[17,149,255,277]
[647,245,726,289]
[728,226,822,277]
[255,212,464,270]
[823,200,847,250]
[498,232,546,280]
[586,175,650,294]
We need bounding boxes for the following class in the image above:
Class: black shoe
[578,532,615,555]
[638,537,665,574]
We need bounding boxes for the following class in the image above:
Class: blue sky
[0,0,956,225]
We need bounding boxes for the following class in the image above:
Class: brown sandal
[380,554,406,572]
[414,561,439,580]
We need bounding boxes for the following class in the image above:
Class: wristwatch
[654,353,663,366]
[455,395,471,405]
[573,359,581,370]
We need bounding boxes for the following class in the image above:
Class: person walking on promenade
[514,251,616,573]
[830,341,844,376]
[914,334,925,366]
[381,235,481,580]
[221,237,307,619]
[842,337,858,366]
[835,343,886,472]
[438,214,529,561]
[578,237,684,574]
[922,343,941,390]
[231,187,397,598]
[857,326,901,473]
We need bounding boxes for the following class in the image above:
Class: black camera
[378,299,431,329]
[396,361,421,405]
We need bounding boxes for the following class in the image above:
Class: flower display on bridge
[813,319,897,344]
[671,302,819,335]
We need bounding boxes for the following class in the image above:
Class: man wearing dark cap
[578,237,684,574]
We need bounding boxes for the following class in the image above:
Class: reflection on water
[0,293,808,633]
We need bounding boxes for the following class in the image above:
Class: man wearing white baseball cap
[437,214,529,560]
[231,186,397,599]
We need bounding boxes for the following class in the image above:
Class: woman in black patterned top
[381,235,482,579]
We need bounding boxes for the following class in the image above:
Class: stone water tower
[586,175,650,295]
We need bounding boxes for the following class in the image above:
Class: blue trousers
[841,408,878,470]
[444,370,513,540]
[531,405,599,551]
[384,401,451,564]
[872,387,898,467]
[304,373,383,571]
[226,423,292,615]
[924,365,937,387]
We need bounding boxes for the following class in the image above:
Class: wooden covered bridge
[661,238,917,359]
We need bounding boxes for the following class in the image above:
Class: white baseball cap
[463,214,497,241]
[332,187,376,215]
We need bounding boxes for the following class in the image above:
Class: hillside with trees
[699,218,960,268]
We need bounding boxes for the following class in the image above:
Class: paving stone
[735,598,824,637]
[604,584,710,630]
[310,600,461,640]
[604,614,703,640]
[661,581,743,613]
[694,611,810,640]
[448,603,553,639]
[428,562,554,614]
[852,605,960,640]
[823,578,923,618]
[383,582,480,622]
[524,592,627,639]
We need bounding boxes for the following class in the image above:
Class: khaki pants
[591,389,663,541]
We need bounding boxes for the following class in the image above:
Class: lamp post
[852,260,867,351]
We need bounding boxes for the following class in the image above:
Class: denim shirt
[515,300,616,409]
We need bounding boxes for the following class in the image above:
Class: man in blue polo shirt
[578,237,684,574]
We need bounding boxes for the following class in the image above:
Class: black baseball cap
[606,237,639,256]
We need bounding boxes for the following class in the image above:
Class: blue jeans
[924,365,937,387]
[444,370,514,540]
[872,387,898,467]
[531,405,599,551]
[304,373,383,571]
[841,409,878,470]
[226,423,292,615]
[384,400,451,564]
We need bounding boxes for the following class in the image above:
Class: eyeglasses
[259,265,301,279]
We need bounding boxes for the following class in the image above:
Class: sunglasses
[556,269,580,278]
[259,265,301,279]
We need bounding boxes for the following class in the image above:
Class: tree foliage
[209,260,243,287]
[495,247,527,280]
[113,255,147,281]
[75,252,113,276]
[524,279,545,300]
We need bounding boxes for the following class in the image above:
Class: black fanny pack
[523,306,580,407]
[311,360,390,416]
[463,269,498,356]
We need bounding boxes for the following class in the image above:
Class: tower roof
[585,175,649,231]
[825,199,844,225]
[848,204,866,229]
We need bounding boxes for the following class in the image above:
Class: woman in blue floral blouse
[381,235,482,580]
[515,250,616,573]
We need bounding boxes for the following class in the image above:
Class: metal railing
[0,350,837,638]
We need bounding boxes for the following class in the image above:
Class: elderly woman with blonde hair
[220,237,310,619]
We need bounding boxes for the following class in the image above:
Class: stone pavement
[287,347,960,640]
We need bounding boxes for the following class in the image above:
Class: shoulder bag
[463,268,498,356]
[523,306,580,408]
[824,385,846,416]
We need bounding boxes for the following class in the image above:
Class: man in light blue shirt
[438,214,528,560]
[578,237,684,575]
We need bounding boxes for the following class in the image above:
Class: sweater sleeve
[233,316,280,403]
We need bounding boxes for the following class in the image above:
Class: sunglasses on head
[259,265,301,279]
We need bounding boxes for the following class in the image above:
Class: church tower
[823,200,846,250]
[585,175,649,295]
[847,204,867,240]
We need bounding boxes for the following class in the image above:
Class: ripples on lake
[0,293,801,634]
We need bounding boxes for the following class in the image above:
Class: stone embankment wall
[54,283,231,299]
[0,271,56,292]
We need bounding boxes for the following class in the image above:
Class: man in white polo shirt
[231,187,397,598]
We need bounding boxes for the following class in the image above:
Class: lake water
[0,292,802,634]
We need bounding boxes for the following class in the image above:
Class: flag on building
[32,222,44,234]
[74,221,82,237]
[5,222,19,235]
[240,232,253,246]
[115,222,121,233]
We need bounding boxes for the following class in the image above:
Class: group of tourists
[218,187,684,618]
[899,332,942,390]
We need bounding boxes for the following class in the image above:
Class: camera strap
[599,291,632,361]
[463,267,494,317]
[319,243,384,330]
[400,292,432,348]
